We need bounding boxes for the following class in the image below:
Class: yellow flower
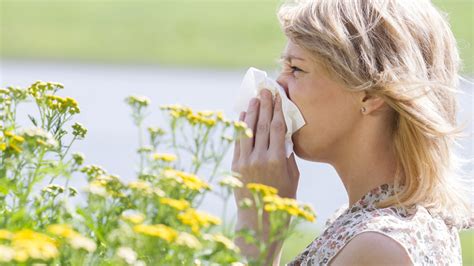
[128,180,165,197]
[45,94,80,115]
[12,229,59,261]
[133,224,177,242]
[128,180,151,192]
[121,211,146,224]
[175,232,202,249]
[0,143,6,151]
[152,153,177,162]
[160,104,192,118]
[197,110,214,117]
[12,135,24,143]
[148,126,166,136]
[72,122,87,139]
[9,143,22,154]
[160,198,190,211]
[177,208,221,234]
[246,183,278,196]
[163,169,210,191]
[125,95,151,108]
[244,128,253,138]
[47,224,77,238]
[47,224,97,252]
[262,195,317,222]
[0,229,12,240]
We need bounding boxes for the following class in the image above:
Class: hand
[232,89,300,204]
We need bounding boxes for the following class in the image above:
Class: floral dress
[287,183,474,266]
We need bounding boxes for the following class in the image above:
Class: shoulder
[329,231,413,266]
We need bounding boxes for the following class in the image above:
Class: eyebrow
[280,54,306,62]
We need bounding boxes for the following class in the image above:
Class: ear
[361,91,388,115]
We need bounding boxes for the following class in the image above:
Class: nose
[276,73,290,99]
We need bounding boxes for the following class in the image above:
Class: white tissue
[233,67,306,158]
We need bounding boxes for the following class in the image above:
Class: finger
[240,98,260,157]
[232,111,246,167]
[269,93,287,157]
[254,89,273,152]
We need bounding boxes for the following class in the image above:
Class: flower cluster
[263,194,317,222]
[125,95,151,109]
[0,80,318,265]
[1,131,25,154]
[162,169,211,192]
[0,229,58,263]
[246,182,278,196]
[133,224,177,242]
[71,122,87,139]
[47,224,96,252]
[177,208,222,234]
[27,81,64,100]
[152,152,177,162]
[44,95,80,115]
[19,127,59,150]
[160,104,236,129]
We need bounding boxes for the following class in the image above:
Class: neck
[329,120,398,207]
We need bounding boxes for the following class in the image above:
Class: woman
[232,0,473,265]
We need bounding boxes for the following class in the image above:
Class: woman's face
[277,40,363,162]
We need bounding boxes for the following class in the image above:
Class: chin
[292,131,326,162]
[292,132,311,160]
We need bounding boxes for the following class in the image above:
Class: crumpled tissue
[233,67,306,158]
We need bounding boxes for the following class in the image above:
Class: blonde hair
[278,0,473,229]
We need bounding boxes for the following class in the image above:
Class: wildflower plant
[0,81,317,265]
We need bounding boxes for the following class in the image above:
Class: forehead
[282,40,310,61]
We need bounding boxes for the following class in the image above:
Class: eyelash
[290,66,302,74]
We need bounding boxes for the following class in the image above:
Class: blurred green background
[0,0,473,72]
[1,0,473,265]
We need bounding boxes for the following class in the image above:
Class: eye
[290,66,303,74]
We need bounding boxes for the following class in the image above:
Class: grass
[281,228,474,265]
[0,0,472,72]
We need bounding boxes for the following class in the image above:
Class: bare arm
[231,90,299,265]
